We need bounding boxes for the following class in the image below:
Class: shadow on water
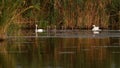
[0,29,120,68]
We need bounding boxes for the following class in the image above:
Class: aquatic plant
[0,0,40,37]
[0,0,119,37]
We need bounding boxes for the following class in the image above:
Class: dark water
[0,30,120,68]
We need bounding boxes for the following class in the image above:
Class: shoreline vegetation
[0,0,120,39]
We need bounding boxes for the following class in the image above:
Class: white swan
[92,25,101,31]
[35,24,43,32]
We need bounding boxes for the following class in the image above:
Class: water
[0,30,120,68]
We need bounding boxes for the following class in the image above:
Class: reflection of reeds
[0,41,16,68]
[39,38,111,68]
[0,35,114,68]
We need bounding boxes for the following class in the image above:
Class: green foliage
[7,23,20,35]
[38,20,49,28]
[0,0,23,28]
[0,0,39,33]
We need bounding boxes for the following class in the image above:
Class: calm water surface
[0,30,120,68]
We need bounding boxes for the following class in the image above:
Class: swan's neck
[93,25,96,27]
[35,25,38,31]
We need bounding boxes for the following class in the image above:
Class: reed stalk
[0,0,119,37]
[0,0,40,38]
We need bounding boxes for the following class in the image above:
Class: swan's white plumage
[35,24,43,32]
[92,25,101,31]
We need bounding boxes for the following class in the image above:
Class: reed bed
[0,0,119,36]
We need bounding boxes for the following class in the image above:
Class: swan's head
[36,24,38,27]
[92,25,95,27]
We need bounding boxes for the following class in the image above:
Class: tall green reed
[0,0,40,37]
